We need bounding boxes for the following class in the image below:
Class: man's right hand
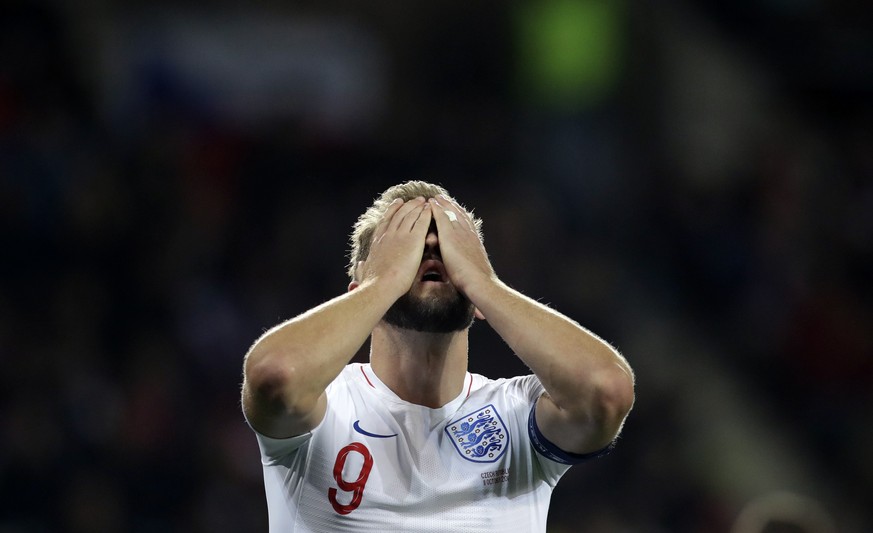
[356,197,432,297]
[243,197,432,439]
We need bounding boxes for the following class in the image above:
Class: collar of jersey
[358,363,473,414]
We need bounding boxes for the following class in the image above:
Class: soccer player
[241,181,635,532]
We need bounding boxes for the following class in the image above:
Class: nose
[425,220,439,249]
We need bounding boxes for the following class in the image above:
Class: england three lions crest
[445,404,509,463]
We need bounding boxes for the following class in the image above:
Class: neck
[369,323,469,408]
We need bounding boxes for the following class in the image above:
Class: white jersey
[251,363,608,532]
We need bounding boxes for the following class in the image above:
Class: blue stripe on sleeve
[527,403,614,465]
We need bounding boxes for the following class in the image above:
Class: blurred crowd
[1,1,871,531]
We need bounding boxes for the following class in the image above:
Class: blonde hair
[347,180,483,280]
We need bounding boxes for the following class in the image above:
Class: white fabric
[251,363,573,532]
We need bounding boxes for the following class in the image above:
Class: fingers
[373,197,429,243]
[410,201,432,236]
[427,195,492,292]
[429,195,472,232]
[428,196,450,230]
[360,198,430,289]
[373,198,404,240]
[388,197,428,232]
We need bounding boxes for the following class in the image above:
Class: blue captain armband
[527,403,615,465]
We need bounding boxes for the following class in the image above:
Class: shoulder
[470,372,544,403]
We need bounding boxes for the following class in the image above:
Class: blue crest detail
[445,404,509,463]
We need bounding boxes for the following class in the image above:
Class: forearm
[466,278,633,413]
[244,279,398,411]
[243,198,432,438]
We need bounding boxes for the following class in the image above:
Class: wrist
[358,273,412,302]
[457,273,502,305]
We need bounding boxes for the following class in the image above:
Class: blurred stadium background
[1,1,871,531]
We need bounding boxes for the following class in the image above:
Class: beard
[383,285,475,333]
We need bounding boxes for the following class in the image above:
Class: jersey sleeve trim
[253,430,313,464]
[527,403,614,465]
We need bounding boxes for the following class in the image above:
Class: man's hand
[243,197,432,439]
[430,194,634,455]
[429,195,495,296]
[358,197,432,297]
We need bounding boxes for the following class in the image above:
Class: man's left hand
[429,195,495,298]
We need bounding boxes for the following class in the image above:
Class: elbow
[559,365,634,446]
[242,352,316,420]
[604,371,635,422]
[592,366,635,437]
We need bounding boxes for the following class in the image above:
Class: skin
[242,194,634,454]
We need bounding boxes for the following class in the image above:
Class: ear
[348,261,365,292]
[474,308,486,321]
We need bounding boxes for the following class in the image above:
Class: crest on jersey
[445,404,509,463]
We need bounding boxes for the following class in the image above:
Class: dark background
[1,1,871,531]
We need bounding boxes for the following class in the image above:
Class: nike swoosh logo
[353,420,398,439]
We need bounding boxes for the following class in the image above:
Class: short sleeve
[243,406,319,465]
[253,431,313,465]
[527,404,614,464]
